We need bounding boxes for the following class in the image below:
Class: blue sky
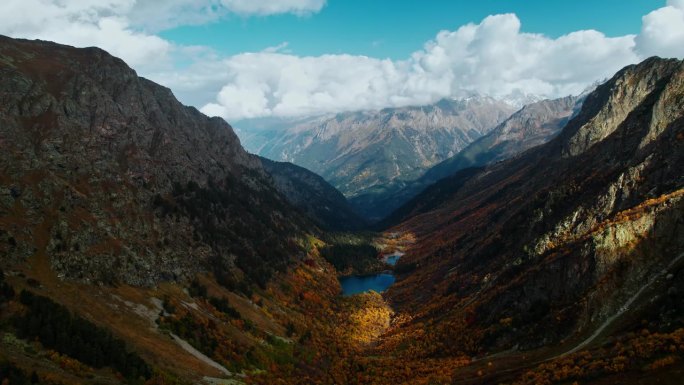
[1,0,682,120]
[160,0,657,60]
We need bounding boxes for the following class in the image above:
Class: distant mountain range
[375,95,585,223]
[236,97,517,219]
[237,94,594,222]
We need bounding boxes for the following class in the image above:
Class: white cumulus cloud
[635,0,684,58]
[199,13,640,120]
[1,1,683,122]
[0,0,328,72]
[200,53,407,119]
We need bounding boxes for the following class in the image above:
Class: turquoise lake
[339,273,396,296]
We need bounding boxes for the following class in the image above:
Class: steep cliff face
[386,57,684,356]
[239,97,516,219]
[0,36,314,287]
[259,157,367,231]
[559,57,683,157]
[0,36,382,385]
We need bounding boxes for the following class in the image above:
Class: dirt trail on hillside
[562,251,684,356]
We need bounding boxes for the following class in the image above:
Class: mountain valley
[0,34,682,385]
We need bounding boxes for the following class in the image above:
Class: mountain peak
[498,90,546,109]
[0,36,320,287]
[559,57,683,157]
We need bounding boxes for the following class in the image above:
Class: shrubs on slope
[14,291,151,381]
[319,233,383,274]
[153,176,306,290]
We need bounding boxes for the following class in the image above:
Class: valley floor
[1,232,683,385]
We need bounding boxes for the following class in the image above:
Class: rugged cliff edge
[259,157,367,231]
[0,36,322,287]
[0,36,361,385]
[385,57,684,364]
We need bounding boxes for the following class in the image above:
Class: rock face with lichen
[386,57,684,353]
[0,36,344,287]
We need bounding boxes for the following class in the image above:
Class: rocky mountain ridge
[237,96,516,219]
[0,36,357,287]
[423,95,582,183]
[259,157,367,231]
[384,57,684,360]
[372,95,583,222]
